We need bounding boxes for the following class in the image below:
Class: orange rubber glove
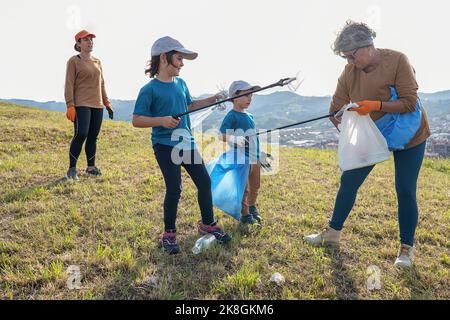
[105,102,114,120]
[351,100,382,116]
[66,105,76,122]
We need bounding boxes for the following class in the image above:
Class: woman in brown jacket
[304,21,431,268]
[64,30,114,180]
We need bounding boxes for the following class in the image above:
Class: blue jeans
[329,141,426,246]
[153,143,214,231]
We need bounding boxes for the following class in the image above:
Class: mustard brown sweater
[65,55,110,109]
[330,49,431,149]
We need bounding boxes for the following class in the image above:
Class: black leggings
[153,143,214,231]
[69,107,103,168]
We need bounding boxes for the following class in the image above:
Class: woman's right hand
[66,106,76,122]
[161,116,180,129]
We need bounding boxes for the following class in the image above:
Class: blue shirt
[219,109,260,161]
[133,77,196,150]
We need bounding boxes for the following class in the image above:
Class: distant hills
[2,90,449,130]
[0,99,136,123]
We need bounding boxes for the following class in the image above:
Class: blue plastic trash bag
[375,86,422,151]
[206,148,250,221]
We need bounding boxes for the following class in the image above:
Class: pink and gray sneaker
[159,230,180,254]
[198,219,232,244]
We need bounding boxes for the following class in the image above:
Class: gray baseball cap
[151,36,198,60]
[229,81,261,98]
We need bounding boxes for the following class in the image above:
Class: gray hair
[332,20,377,55]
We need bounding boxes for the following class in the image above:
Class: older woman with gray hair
[304,21,431,268]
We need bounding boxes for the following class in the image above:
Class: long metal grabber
[249,110,339,137]
[173,77,297,119]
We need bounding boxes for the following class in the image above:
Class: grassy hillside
[0,103,449,300]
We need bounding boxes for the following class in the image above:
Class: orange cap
[75,30,96,42]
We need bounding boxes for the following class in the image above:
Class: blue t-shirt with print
[133,77,196,150]
[219,109,260,161]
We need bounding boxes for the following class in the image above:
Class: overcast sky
[1,0,449,102]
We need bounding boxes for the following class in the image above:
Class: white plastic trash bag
[338,108,390,172]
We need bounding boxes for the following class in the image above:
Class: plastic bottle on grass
[192,234,216,254]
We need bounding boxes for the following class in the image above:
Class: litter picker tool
[173,77,298,119]
[249,110,340,138]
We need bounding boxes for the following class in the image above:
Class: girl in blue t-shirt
[132,36,231,254]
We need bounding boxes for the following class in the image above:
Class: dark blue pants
[153,143,214,231]
[69,107,103,168]
[330,141,426,246]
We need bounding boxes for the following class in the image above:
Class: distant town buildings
[275,120,450,158]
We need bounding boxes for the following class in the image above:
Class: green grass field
[0,102,449,300]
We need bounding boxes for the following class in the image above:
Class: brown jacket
[64,55,110,109]
[330,49,431,149]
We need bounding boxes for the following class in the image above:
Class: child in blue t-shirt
[219,80,263,225]
[132,36,231,254]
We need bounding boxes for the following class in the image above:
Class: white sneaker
[304,227,341,246]
[394,244,414,268]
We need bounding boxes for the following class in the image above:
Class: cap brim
[240,85,261,92]
[232,85,262,97]
[76,33,96,41]
[83,33,96,39]
[175,48,198,60]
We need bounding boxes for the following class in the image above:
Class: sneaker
[240,214,258,225]
[65,167,79,181]
[85,166,102,176]
[159,231,180,254]
[394,244,414,268]
[249,206,262,223]
[304,227,341,246]
[198,219,232,244]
